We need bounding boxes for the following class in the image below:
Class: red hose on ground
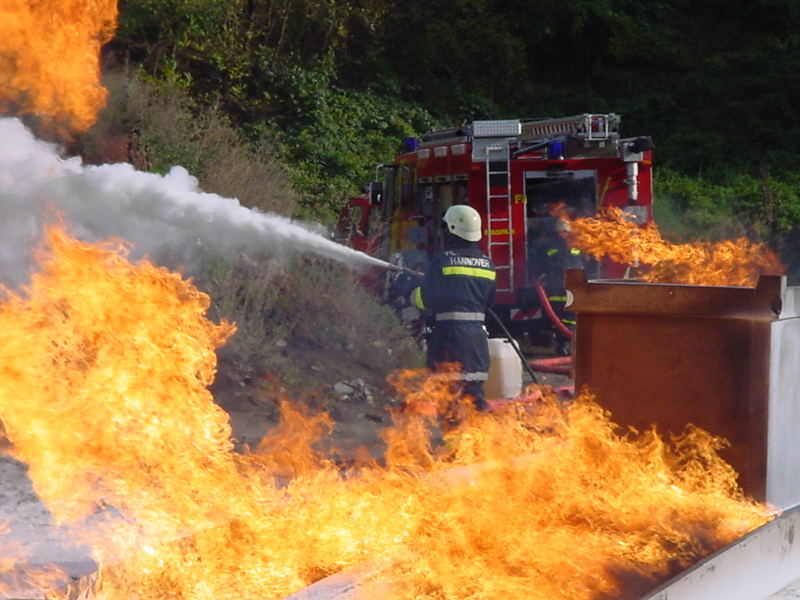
[532,276,573,339]
[529,356,572,375]
[529,356,572,369]
[531,364,571,376]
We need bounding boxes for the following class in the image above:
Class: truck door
[524,168,599,287]
[524,170,597,220]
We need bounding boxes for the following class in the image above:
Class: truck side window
[368,206,383,239]
[395,168,405,209]
[381,169,396,220]
[421,185,435,216]
[349,205,365,235]
[437,183,454,215]
[455,181,468,204]
[410,168,420,213]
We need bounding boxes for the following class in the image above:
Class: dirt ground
[213,338,572,462]
[210,339,410,458]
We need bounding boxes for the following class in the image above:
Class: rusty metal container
[565,270,800,509]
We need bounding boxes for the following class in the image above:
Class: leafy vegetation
[194,250,423,390]
[79,70,424,392]
[655,168,800,280]
[104,1,800,245]
[269,67,434,217]
[79,70,299,216]
[82,1,800,368]
[70,0,800,412]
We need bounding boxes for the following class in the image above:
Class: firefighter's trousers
[426,321,489,414]
[544,279,576,338]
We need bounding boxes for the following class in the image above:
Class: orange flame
[569,208,786,286]
[0,227,772,600]
[0,0,118,135]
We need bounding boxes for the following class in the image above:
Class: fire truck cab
[338,113,654,336]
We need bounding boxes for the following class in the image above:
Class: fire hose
[528,356,572,375]
[531,275,573,340]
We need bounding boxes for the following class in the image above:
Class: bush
[77,69,423,395]
[274,256,424,375]
[193,249,423,392]
[653,168,800,243]
[79,69,299,217]
[654,168,800,283]
[192,249,291,379]
[654,169,746,242]
[271,66,435,221]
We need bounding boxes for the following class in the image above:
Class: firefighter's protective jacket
[528,216,583,287]
[528,216,583,331]
[411,242,496,383]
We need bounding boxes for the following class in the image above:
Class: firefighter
[409,205,496,427]
[529,215,582,354]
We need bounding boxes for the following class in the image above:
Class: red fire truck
[336,113,654,340]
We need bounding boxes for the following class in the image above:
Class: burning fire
[0,0,776,595]
[0,226,772,600]
[569,208,785,286]
[0,0,117,135]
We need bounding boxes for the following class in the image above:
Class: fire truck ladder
[483,141,514,293]
[519,113,620,144]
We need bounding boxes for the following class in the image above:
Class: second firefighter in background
[410,205,496,420]
[528,208,583,354]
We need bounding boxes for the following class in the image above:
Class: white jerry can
[485,338,523,400]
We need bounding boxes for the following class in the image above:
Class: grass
[76,73,424,396]
[194,250,423,392]
[79,68,299,217]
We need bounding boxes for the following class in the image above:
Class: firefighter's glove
[390,274,416,308]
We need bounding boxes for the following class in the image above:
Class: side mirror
[627,137,654,154]
[622,137,655,162]
[369,182,383,206]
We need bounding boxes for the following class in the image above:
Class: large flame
[0,0,117,135]
[0,227,772,600]
[569,208,785,286]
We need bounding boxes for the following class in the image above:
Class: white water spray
[0,117,391,287]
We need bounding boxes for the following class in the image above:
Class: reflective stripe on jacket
[411,247,496,315]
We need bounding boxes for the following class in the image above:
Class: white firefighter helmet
[555,218,572,233]
[443,205,482,242]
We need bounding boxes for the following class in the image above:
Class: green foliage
[117,0,251,101]
[270,67,434,219]
[728,172,800,235]
[113,0,800,178]
[654,168,800,283]
[654,169,746,241]
[274,256,423,375]
[114,1,435,220]
[372,0,529,118]
[116,0,387,118]
[194,250,290,378]
[656,168,800,243]
[79,70,298,216]
[109,0,800,276]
